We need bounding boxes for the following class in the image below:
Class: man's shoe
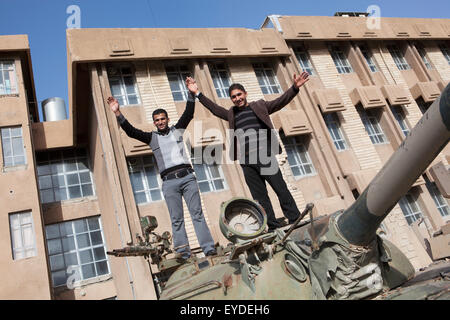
[174,252,191,262]
[205,250,217,257]
[276,218,288,227]
[268,222,282,232]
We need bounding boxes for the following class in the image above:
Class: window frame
[398,192,423,225]
[282,135,316,179]
[390,105,410,137]
[359,45,378,73]
[293,46,316,75]
[1,126,27,168]
[416,98,431,114]
[387,45,411,71]
[45,216,110,288]
[36,148,95,204]
[359,108,389,145]
[415,44,433,70]
[107,64,141,106]
[438,43,450,65]
[165,62,192,102]
[127,155,164,204]
[208,61,232,99]
[426,181,450,217]
[9,211,37,260]
[252,62,282,95]
[323,113,348,151]
[330,45,354,74]
[190,148,227,193]
[0,60,18,95]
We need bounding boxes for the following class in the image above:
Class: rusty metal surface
[402,261,450,287]
[378,281,450,300]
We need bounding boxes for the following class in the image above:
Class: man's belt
[161,167,194,181]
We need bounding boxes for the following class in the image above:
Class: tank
[108,83,450,300]
[42,97,67,121]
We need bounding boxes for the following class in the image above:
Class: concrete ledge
[32,119,74,151]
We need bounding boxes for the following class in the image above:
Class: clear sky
[0,0,449,120]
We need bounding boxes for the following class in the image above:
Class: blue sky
[0,0,449,120]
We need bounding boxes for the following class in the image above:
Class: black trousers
[240,161,300,230]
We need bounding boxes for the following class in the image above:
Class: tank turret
[108,84,450,300]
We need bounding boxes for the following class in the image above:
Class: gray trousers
[162,173,215,258]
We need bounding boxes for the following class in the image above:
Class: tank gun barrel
[107,246,155,257]
[337,84,450,246]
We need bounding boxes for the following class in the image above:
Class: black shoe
[277,218,288,227]
[175,252,191,262]
[268,222,282,232]
[205,250,217,257]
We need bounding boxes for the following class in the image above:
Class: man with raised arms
[186,72,309,231]
[107,79,216,260]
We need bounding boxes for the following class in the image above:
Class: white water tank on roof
[42,97,67,121]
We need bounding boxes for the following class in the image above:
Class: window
[359,108,388,145]
[415,45,433,70]
[252,62,281,94]
[387,45,411,70]
[439,44,450,65]
[390,106,410,137]
[398,192,423,225]
[282,135,316,178]
[209,62,231,98]
[45,216,110,287]
[107,65,141,106]
[359,45,378,72]
[426,180,450,217]
[127,155,163,204]
[165,63,191,101]
[323,113,348,151]
[293,46,315,75]
[9,211,37,260]
[0,61,18,95]
[1,126,27,167]
[330,46,353,74]
[416,98,431,114]
[36,148,95,204]
[191,148,227,193]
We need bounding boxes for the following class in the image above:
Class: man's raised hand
[293,71,310,89]
[186,77,199,95]
[107,96,121,116]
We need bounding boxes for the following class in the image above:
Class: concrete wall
[0,52,51,299]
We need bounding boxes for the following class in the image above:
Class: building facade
[1,14,449,300]
[0,35,52,299]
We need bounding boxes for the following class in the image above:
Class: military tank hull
[158,203,449,300]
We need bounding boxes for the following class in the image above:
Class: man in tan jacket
[186,72,309,231]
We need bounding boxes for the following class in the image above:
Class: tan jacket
[197,85,300,161]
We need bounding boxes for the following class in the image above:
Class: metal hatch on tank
[108,84,450,300]
[219,197,268,243]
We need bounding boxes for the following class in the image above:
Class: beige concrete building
[1,13,449,300]
[0,35,52,299]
